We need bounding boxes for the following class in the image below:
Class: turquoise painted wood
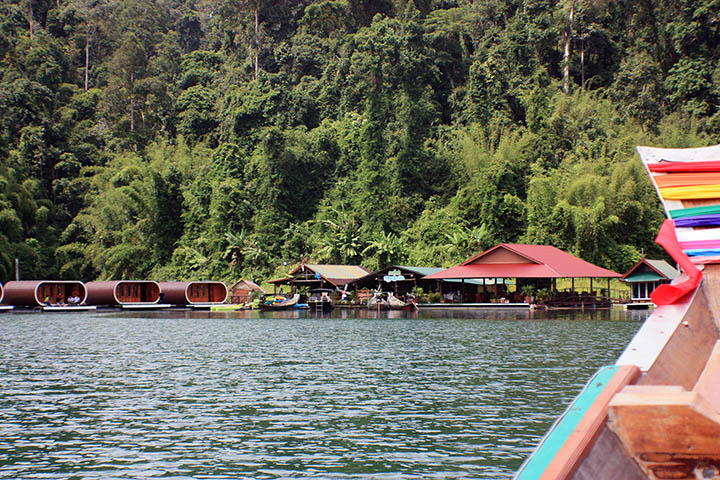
[514,365,620,480]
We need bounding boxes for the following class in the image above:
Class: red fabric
[648,160,720,173]
[650,220,703,305]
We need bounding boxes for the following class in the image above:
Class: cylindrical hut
[2,280,88,306]
[85,280,161,306]
[158,281,228,305]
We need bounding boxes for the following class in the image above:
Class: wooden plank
[616,299,692,371]
[609,388,720,456]
[694,340,720,411]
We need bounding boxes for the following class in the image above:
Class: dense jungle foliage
[1,0,719,283]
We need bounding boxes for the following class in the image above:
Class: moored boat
[259,293,300,311]
[386,292,417,311]
[307,288,334,312]
[515,143,720,479]
[367,291,389,310]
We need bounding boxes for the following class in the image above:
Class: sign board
[383,275,405,282]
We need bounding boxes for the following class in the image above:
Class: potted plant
[535,288,550,304]
[520,285,535,304]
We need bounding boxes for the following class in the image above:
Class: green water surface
[0,308,647,479]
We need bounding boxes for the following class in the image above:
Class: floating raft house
[2,280,87,306]
[85,280,161,306]
[158,281,228,305]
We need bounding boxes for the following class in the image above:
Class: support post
[607,278,611,300]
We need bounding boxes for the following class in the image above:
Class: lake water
[0,308,648,479]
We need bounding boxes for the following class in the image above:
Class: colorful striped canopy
[637,144,720,304]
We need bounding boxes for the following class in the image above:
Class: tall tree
[65,0,109,91]
[106,32,147,134]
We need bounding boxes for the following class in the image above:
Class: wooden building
[85,280,161,306]
[159,281,228,305]
[425,243,621,305]
[2,280,87,306]
[621,259,678,302]
[351,265,510,301]
[228,279,264,304]
[268,264,371,295]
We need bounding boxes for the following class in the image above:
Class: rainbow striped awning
[637,144,720,304]
[639,144,720,264]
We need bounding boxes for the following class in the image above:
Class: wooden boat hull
[387,302,414,311]
[516,143,720,479]
[367,299,389,310]
[308,300,333,311]
[258,303,296,311]
[516,266,720,479]
[259,294,299,311]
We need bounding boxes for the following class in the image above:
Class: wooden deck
[418,302,531,309]
[541,293,615,310]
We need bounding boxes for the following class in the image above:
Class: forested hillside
[1,0,719,283]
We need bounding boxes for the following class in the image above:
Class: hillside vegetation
[1,0,719,283]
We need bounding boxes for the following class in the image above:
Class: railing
[540,293,615,309]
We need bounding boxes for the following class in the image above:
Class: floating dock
[42,305,97,312]
[121,303,172,310]
[418,302,531,309]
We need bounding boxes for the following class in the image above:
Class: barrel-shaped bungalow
[85,280,161,306]
[2,280,87,306]
[158,281,228,305]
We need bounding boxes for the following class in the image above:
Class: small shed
[159,281,228,305]
[621,259,679,302]
[85,280,161,306]
[2,280,87,306]
[228,279,265,304]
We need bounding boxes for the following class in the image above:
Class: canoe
[515,143,720,479]
[386,293,417,311]
[367,292,389,310]
[210,304,247,311]
[258,293,299,311]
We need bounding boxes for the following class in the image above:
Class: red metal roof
[425,244,620,279]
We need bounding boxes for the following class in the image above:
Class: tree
[106,32,147,134]
[64,0,110,91]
